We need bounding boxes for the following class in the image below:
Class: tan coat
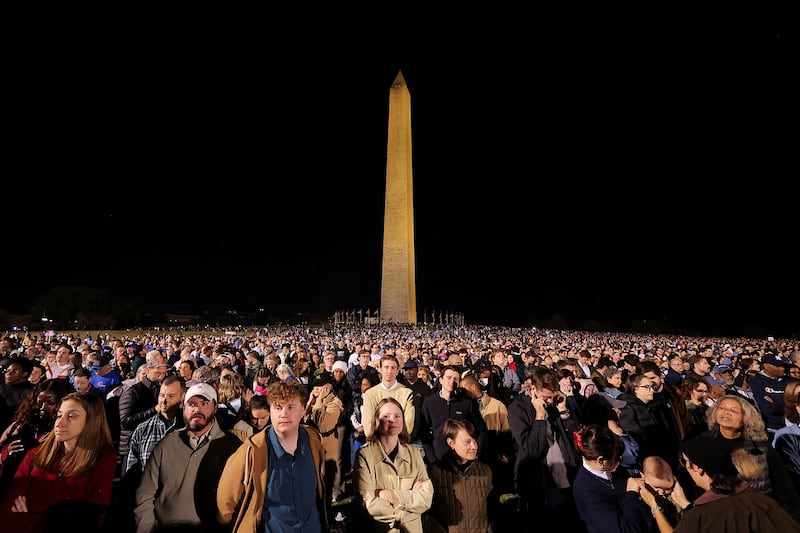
[352,441,433,533]
[480,393,511,434]
[308,387,344,462]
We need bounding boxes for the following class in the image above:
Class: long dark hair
[574,424,623,464]
[14,378,73,427]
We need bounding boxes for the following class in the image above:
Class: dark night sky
[4,14,797,337]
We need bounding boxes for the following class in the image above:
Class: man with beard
[134,382,242,533]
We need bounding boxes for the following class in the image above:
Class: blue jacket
[749,373,798,431]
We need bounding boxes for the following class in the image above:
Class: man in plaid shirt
[124,375,186,476]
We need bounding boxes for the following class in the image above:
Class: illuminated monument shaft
[380,71,417,324]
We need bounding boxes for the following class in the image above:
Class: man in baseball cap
[134,376,241,531]
[185,382,217,404]
[750,352,795,435]
[708,363,734,387]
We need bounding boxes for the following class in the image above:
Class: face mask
[90,366,102,372]
[478,377,489,387]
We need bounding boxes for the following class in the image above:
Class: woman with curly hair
[702,394,800,523]
[0,392,117,531]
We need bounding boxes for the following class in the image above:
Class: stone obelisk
[380,71,417,324]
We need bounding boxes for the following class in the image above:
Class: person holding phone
[507,367,583,530]
[641,455,692,528]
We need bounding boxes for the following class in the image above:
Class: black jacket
[118,376,160,456]
[419,391,487,464]
[507,391,581,511]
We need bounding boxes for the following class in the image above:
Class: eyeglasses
[636,385,654,391]
[696,389,709,394]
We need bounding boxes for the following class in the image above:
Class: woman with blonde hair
[0,392,117,531]
[702,394,800,523]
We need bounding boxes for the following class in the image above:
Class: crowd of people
[0,324,798,532]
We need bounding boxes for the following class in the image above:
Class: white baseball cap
[185,382,217,403]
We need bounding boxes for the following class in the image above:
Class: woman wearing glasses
[680,375,712,439]
[617,374,677,476]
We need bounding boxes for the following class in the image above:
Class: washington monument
[380,71,417,324]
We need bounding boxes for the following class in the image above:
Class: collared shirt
[380,380,403,391]
[582,457,613,483]
[189,427,212,450]
[125,412,184,475]
[262,427,321,532]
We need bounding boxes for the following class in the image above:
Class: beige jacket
[480,393,511,433]
[352,440,433,533]
[308,388,344,461]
